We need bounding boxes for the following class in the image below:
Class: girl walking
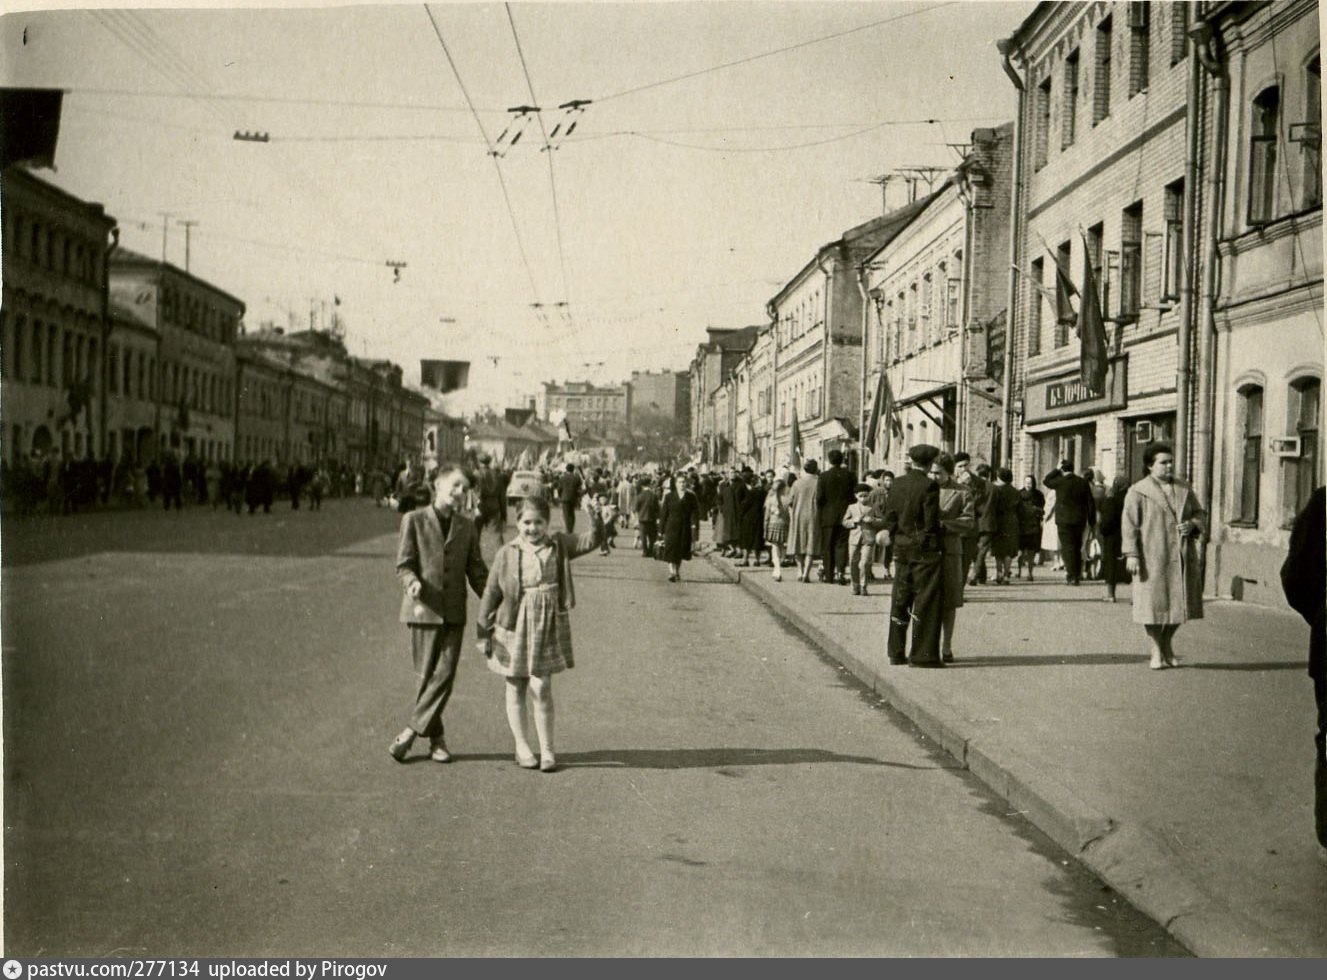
[477,496,602,772]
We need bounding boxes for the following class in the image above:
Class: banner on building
[1077,232,1109,391]
[1,88,63,169]
[420,359,470,393]
[788,406,803,469]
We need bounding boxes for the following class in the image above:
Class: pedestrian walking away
[816,450,855,585]
[1280,485,1326,851]
[930,453,975,662]
[557,464,582,533]
[1096,475,1132,602]
[635,478,660,558]
[884,444,945,667]
[1120,443,1205,671]
[389,466,490,764]
[477,494,603,773]
[787,460,822,583]
[1044,459,1096,584]
[1016,475,1045,580]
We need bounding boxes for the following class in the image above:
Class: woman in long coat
[657,473,697,583]
[1017,476,1045,580]
[930,453,976,663]
[1096,475,1132,602]
[1121,443,1205,670]
[989,469,1022,584]
[786,460,823,583]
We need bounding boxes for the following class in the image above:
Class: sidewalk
[705,546,1325,957]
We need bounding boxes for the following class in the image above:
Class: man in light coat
[389,465,490,763]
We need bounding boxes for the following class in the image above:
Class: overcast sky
[1,0,1033,413]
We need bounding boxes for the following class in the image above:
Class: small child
[477,495,603,773]
[843,482,881,596]
[598,494,619,555]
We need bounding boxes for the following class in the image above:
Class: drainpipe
[817,252,834,464]
[1192,13,1229,538]
[856,264,871,478]
[1174,13,1207,485]
[996,37,1024,467]
[99,226,119,458]
[957,170,976,454]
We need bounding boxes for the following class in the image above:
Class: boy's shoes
[851,586,861,595]
[428,737,452,764]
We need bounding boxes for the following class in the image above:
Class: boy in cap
[883,444,946,667]
[844,482,881,596]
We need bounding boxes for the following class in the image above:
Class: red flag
[788,405,803,469]
[1078,233,1108,391]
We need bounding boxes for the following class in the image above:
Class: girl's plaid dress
[488,538,574,678]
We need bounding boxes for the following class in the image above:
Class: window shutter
[1104,250,1121,320]
[1142,232,1164,307]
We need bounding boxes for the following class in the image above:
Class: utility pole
[176,219,199,272]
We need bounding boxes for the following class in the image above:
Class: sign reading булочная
[1023,355,1128,425]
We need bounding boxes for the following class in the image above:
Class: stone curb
[708,553,1297,958]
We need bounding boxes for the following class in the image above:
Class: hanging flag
[557,417,575,447]
[865,371,902,460]
[1078,232,1109,391]
[788,404,803,469]
[1052,249,1079,328]
[747,414,760,465]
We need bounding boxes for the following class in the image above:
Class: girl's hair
[1143,441,1175,469]
[932,452,956,475]
[515,494,551,521]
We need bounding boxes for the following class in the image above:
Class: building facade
[109,246,242,462]
[536,380,631,437]
[105,304,161,465]
[628,370,690,436]
[864,125,1014,473]
[1206,0,1322,606]
[1004,1,1195,487]
[1,166,116,464]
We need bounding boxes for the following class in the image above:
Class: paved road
[2,502,1186,955]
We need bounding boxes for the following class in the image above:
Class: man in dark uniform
[883,444,946,667]
[557,464,582,533]
[1281,485,1325,850]
[817,449,856,584]
[1043,459,1097,585]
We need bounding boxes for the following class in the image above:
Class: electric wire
[506,2,573,317]
[422,3,543,309]
[592,1,958,103]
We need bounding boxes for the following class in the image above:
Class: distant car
[507,470,545,506]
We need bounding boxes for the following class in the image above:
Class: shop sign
[1025,356,1127,424]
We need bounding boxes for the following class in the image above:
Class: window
[31,321,43,383]
[108,345,120,394]
[945,277,961,330]
[920,273,933,342]
[1163,179,1184,301]
[1235,384,1264,524]
[1054,240,1073,348]
[1120,201,1142,321]
[1297,56,1322,209]
[1129,2,1150,96]
[86,340,97,393]
[1249,86,1280,224]
[1094,16,1113,125]
[62,333,74,387]
[1035,75,1052,169]
[12,315,24,381]
[1063,50,1080,148]
[46,324,57,386]
[1029,257,1044,356]
[1283,378,1321,526]
[1170,1,1189,65]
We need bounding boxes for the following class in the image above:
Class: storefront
[1021,356,1127,481]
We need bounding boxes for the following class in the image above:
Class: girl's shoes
[1163,654,1181,668]
[772,570,782,581]
[515,751,539,770]
[1149,659,1168,670]
[539,755,559,773]
[388,730,415,763]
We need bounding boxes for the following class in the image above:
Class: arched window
[1234,385,1264,524]
[1282,377,1321,526]
[1249,86,1280,224]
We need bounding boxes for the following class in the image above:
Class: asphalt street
[2,501,1187,956]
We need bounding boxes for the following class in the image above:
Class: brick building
[1002,1,1196,487]
[863,123,1014,473]
[627,369,690,435]
[687,325,760,461]
[536,380,630,437]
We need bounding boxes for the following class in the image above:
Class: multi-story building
[105,297,161,465]
[745,324,777,466]
[1002,1,1195,485]
[688,325,761,454]
[1204,0,1321,607]
[769,203,931,469]
[863,124,1014,472]
[234,345,289,464]
[536,380,631,437]
[109,246,242,462]
[1,166,116,464]
[628,369,690,436]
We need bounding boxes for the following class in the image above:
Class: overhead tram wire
[506,2,573,323]
[422,3,544,314]
[64,86,491,114]
[591,1,958,104]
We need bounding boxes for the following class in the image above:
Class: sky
[1,0,1034,415]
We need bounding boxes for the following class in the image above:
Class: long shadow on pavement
[556,747,946,770]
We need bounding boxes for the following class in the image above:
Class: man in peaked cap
[882,443,946,667]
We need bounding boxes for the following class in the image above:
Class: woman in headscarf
[929,453,976,663]
[786,460,822,583]
[738,470,767,567]
[1121,443,1206,669]
[1097,474,1133,603]
[1016,475,1045,580]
